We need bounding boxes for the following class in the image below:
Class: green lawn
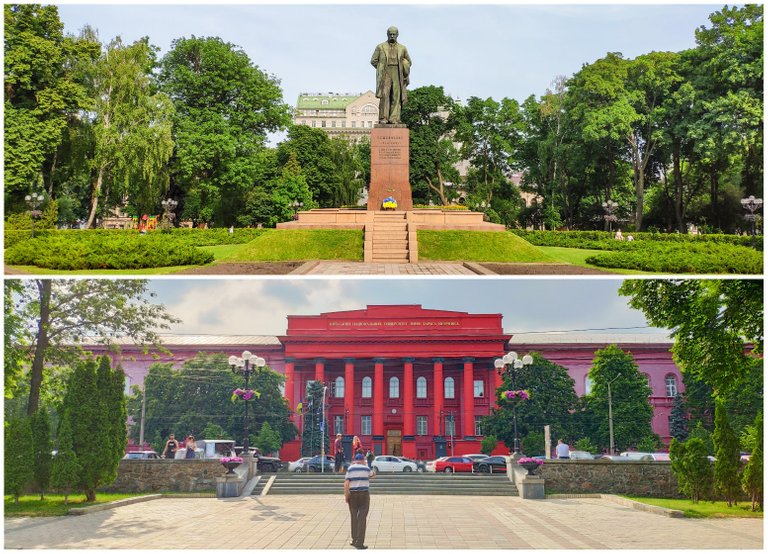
[418,230,558,262]
[198,243,249,260]
[624,496,764,518]
[4,493,153,517]
[222,229,364,261]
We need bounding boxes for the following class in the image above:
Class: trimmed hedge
[585,243,763,274]
[5,233,215,270]
[512,230,763,251]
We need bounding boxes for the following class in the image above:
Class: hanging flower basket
[231,388,260,402]
[518,457,543,476]
[501,389,530,401]
[382,196,398,210]
[220,456,244,475]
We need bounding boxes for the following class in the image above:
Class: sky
[56,2,722,112]
[146,277,664,337]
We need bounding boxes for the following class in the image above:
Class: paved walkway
[296,262,478,275]
[4,495,762,549]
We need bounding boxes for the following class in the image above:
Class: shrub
[713,400,742,506]
[480,435,498,455]
[5,417,34,504]
[670,437,713,503]
[573,437,598,454]
[512,230,763,251]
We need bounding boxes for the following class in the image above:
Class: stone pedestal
[216,474,245,498]
[368,125,412,211]
[519,476,546,499]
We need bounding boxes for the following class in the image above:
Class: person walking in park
[162,433,179,459]
[345,453,374,550]
[556,439,571,459]
[366,449,375,468]
[370,26,412,124]
[334,433,345,473]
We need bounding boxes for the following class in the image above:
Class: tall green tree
[30,409,53,500]
[9,279,178,416]
[253,421,281,455]
[584,345,654,451]
[276,125,339,208]
[86,37,174,227]
[160,36,289,225]
[712,399,741,506]
[301,380,326,456]
[669,437,713,502]
[669,393,689,441]
[50,416,80,504]
[96,356,127,489]
[483,353,579,452]
[741,411,763,511]
[269,152,318,226]
[4,417,35,504]
[620,279,763,396]
[4,280,28,398]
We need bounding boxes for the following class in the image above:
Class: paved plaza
[4,494,763,549]
[295,261,478,275]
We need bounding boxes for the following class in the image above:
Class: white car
[371,455,418,473]
[425,457,448,473]
[288,456,312,472]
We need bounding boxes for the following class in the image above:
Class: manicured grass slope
[223,229,364,261]
[418,230,557,263]
[4,493,152,517]
[625,496,764,518]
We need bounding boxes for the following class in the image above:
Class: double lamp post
[494,351,533,456]
[228,351,265,453]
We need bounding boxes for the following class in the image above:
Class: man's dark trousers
[348,490,370,546]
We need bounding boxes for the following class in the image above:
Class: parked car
[434,456,474,473]
[288,457,312,472]
[598,453,653,462]
[425,457,447,473]
[473,455,509,473]
[619,451,657,461]
[464,454,490,462]
[303,455,342,472]
[371,455,418,473]
[401,458,426,472]
[568,450,595,460]
[123,450,160,460]
[195,439,236,459]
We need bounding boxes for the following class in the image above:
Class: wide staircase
[256,473,517,496]
[365,212,415,264]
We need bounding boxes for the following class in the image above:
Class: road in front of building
[4,495,763,549]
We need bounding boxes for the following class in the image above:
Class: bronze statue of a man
[370,26,412,124]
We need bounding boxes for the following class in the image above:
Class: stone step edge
[69,494,164,515]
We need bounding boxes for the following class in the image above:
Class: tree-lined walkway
[5,495,762,549]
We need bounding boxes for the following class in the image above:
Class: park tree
[85,36,174,227]
[583,345,654,452]
[483,353,579,452]
[269,152,318,226]
[253,421,282,455]
[669,393,689,441]
[401,85,461,205]
[59,356,126,502]
[30,409,53,500]
[201,423,230,440]
[741,411,763,511]
[276,125,339,208]
[327,136,366,207]
[669,437,713,503]
[3,4,95,207]
[620,279,762,396]
[9,279,178,416]
[301,380,326,456]
[160,36,289,225]
[687,421,715,456]
[5,280,28,397]
[50,416,80,504]
[4,417,35,504]
[712,399,741,506]
[480,435,498,456]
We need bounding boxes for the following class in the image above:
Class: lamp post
[25,192,46,237]
[292,201,304,220]
[740,195,763,236]
[602,200,618,232]
[228,351,265,453]
[161,198,178,229]
[494,351,533,456]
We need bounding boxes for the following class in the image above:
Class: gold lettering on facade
[329,320,461,328]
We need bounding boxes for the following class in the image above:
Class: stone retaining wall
[539,460,682,497]
[103,460,225,493]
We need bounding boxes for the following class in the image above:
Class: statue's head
[387,27,399,43]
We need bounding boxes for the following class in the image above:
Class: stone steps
[261,473,517,496]
[368,212,412,263]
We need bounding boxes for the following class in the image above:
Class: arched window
[416,377,427,398]
[362,376,372,398]
[362,104,377,114]
[389,377,400,398]
[665,375,678,397]
[335,376,345,398]
[584,376,593,395]
[444,377,455,399]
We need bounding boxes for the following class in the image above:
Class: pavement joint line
[68,494,163,515]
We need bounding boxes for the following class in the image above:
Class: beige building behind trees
[293,91,379,140]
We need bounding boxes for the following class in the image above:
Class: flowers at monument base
[501,389,530,401]
[517,457,544,466]
[231,388,260,402]
[382,196,398,209]
[220,456,244,464]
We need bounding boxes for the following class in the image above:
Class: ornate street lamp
[161,198,178,229]
[602,200,618,232]
[228,351,265,453]
[494,351,533,456]
[25,192,46,237]
[292,201,304,220]
[740,195,763,236]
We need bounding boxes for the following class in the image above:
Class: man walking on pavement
[345,453,374,549]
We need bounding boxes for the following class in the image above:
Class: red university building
[94,305,683,460]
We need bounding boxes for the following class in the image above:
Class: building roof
[296,93,361,109]
[508,332,673,345]
[84,335,282,348]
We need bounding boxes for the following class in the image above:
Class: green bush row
[512,230,763,251]
[585,243,763,274]
[5,233,215,270]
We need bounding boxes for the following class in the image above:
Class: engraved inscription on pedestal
[368,127,412,211]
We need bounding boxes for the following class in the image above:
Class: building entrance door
[386,430,402,455]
